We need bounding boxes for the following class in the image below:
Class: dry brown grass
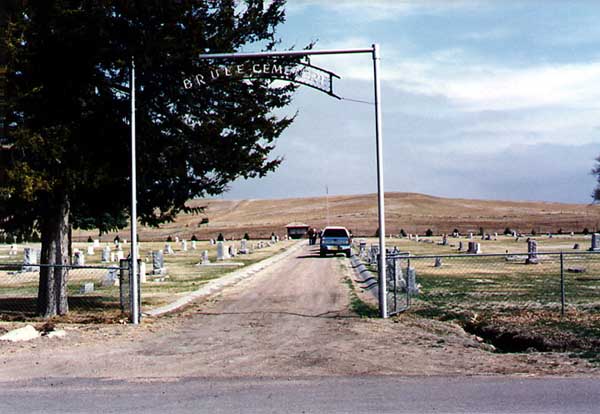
[71,192,600,241]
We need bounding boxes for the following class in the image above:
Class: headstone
[467,242,481,254]
[441,235,448,246]
[452,231,459,238]
[414,235,419,242]
[217,241,225,261]
[434,257,442,267]
[122,239,127,245]
[201,250,210,264]
[101,246,111,262]
[110,252,116,262]
[138,261,147,283]
[87,245,95,256]
[512,231,518,237]
[93,239,100,248]
[228,245,237,257]
[181,239,188,252]
[9,244,18,256]
[570,232,575,237]
[79,282,94,294]
[494,232,498,239]
[164,243,174,255]
[526,239,538,264]
[116,248,124,261]
[407,267,419,295]
[73,251,85,266]
[359,239,367,256]
[590,233,600,251]
[191,240,197,250]
[152,250,165,275]
[175,236,179,243]
[210,239,215,245]
[240,239,249,254]
[458,241,463,251]
[102,266,119,287]
[468,233,473,240]
[573,243,580,250]
[23,247,37,272]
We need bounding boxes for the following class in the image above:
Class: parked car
[320,226,352,258]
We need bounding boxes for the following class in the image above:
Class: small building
[285,222,309,239]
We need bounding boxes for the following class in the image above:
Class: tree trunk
[37,192,70,317]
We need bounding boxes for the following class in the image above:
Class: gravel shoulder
[1,244,598,382]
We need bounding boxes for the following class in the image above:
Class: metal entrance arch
[198,45,389,318]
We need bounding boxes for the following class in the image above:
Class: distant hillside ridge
[73,192,600,241]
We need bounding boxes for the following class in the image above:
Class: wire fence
[385,251,600,316]
[0,261,132,320]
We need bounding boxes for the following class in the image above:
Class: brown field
[73,192,600,241]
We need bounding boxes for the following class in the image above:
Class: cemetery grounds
[359,234,600,363]
[0,239,296,323]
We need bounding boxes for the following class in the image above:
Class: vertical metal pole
[372,44,387,318]
[130,57,140,325]
[560,251,565,316]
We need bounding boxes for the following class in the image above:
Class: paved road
[1,376,599,413]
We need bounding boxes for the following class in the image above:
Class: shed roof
[285,222,309,228]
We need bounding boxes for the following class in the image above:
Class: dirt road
[1,243,598,381]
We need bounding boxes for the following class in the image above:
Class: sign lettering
[183,61,340,98]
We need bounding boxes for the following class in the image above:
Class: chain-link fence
[387,251,600,315]
[0,260,133,320]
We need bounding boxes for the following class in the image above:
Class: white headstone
[87,245,95,256]
[102,267,119,287]
[216,241,225,261]
[201,250,210,264]
[93,239,101,248]
[240,239,248,254]
[79,282,94,294]
[175,236,179,243]
[228,245,236,257]
[102,246,111,262]
[181,240,187,252]
[138,261,147,283]
[23,247,37,272]
[191,240,197,250]
[116,249,124,261]
[164,243,174,255]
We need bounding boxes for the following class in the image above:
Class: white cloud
[311,38,600,112]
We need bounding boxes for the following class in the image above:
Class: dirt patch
[1,244,599,382]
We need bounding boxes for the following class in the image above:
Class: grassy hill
[73,192,600,241]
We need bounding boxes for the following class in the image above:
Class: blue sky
[225,0,600,203]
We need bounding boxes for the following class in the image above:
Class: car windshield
[322,229,348,238]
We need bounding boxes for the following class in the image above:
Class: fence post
[560,251,565,316]
[407,257,411,308]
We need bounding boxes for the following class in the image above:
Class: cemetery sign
[183,61,341,98]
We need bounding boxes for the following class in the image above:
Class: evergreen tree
[1,0,299,317]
